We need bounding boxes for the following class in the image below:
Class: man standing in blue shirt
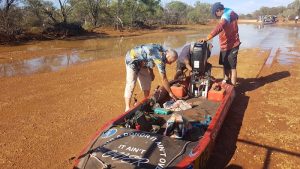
[200,2,240,86]
[124,44,178,111]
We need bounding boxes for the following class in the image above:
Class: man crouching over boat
[124,44,178,111]
[174,42,213,80]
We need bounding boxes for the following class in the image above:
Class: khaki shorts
[124,65,151,98]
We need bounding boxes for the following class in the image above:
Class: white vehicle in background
[257,15,278,24]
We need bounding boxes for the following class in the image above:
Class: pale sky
[47,0,296,15]
[161,0,295,14]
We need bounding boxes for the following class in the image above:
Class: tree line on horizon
[239,0,300,20]
[0,0,299,40]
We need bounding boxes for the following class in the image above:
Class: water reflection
[0,52,94,77]
[277,47,300,65]
[0,24,299,77]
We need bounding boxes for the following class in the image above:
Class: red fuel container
[171,85,187,98]
[208,83,225,101]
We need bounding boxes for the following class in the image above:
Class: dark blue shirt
[178,44,191,63]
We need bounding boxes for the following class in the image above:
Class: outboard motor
[190,42,209,75]
[189,42,212,97]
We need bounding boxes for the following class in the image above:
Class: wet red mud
[206,47,300,168]
[0,27,300,169]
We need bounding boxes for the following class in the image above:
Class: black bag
[132,110,153,131]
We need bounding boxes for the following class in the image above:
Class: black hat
[211,2,224,17]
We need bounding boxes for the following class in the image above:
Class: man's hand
[198,38,207,42]
[184,59,193,75]
[187,69,192,76]
[160,72,177,100]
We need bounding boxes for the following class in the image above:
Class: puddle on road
[259,26,300,66]
[277,47,300,65]
[0,53,94,77]
[0,24,299,77]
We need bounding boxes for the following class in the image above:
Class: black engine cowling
[190,42,211,76]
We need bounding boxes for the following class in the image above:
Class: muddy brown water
[1,24,299,77]
[0,24,299,169]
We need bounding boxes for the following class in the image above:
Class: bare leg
[125,97,131,112]
[227,69,232,81]
[231,69,237,86]
[124,66,137,112]
[223,67,230,83]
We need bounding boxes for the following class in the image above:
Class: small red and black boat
[73,42,235,169]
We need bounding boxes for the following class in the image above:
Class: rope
[90,153,111,169]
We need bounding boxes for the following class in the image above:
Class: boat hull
[73,82,235,169]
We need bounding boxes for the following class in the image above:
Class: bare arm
[207,19,227,40]
[148,68,155,81]
[160,72,177,100]
[184,58,193,71]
